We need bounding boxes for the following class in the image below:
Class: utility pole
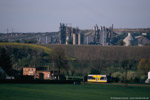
[12,28,14,33]
[7,28,9,34]
[53,62,55,80]
[103,27,105,46]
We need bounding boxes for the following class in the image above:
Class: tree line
[0,43,51,78]
[0,43,150,84]
[43,44,150,61]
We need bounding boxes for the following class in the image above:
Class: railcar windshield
[88,76,95,80]
[100,77,107,80]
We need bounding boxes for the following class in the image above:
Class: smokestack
[111,24,114,41]
[7,28,9,34]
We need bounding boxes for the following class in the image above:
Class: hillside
[1,43,150,66]
[0,43,52,69]
[41,44,150,61]
[1,43,150,76]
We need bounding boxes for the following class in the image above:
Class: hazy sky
[0,0,150,32]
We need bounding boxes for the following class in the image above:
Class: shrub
[112,71,140,83]
[138,58,150,75]
[139,75,147,83]
[126,71,139,82]
[112,72,123,82]
[0,72,6,79]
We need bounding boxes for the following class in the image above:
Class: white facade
[145,71,150,83]
[148,71,150,79]
[66,36,69,45]
[123,33,134,46]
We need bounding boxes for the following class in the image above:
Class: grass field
[0,84,149,100]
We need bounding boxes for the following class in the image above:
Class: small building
[35,71,51,80]
[148,71,150,79]
[23,67,36,76]
[145,71,150,83]
[22,66,51,80]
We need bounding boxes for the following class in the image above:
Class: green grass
[0,84,149,100]
[0,42,51,55]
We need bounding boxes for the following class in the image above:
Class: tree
[51,47,68,79]
[28,39,37,43]
[138,58,150,75]
[15,40,20,43]
[68,61,75,76]
[106,66,115,76]
[63,59,69,75]
[147,58,150,71]
[119,40,125,46]
[120,59,134,87]
[120,60,128,87]
[0,48,12,76]
[89,60,105,74]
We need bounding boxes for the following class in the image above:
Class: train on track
[87,74,111,83]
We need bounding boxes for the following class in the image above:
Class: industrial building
[23,66,51,80]
[135,35,150,46]
[123,33,137,46]
[93,24,113,45]
[59,23,84,45]
[59,23,66,44]
[73,33,84,45]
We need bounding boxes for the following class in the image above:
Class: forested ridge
[0,43,52,69]
[1,43,150,81]
[42,44,150,61]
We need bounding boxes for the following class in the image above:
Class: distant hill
[114,28,150,35]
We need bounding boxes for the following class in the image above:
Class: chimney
[128,33,131,36]
[48,66,50,71]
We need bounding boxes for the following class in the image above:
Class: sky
[0,0,150,33]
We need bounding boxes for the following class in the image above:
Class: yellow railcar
[88,74,108,83]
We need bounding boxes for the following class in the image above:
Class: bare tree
[138,58,150,75]
[89,59,106,74]
[120,59,134,87]
[0,48,12,76]
[51,47,68,79]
